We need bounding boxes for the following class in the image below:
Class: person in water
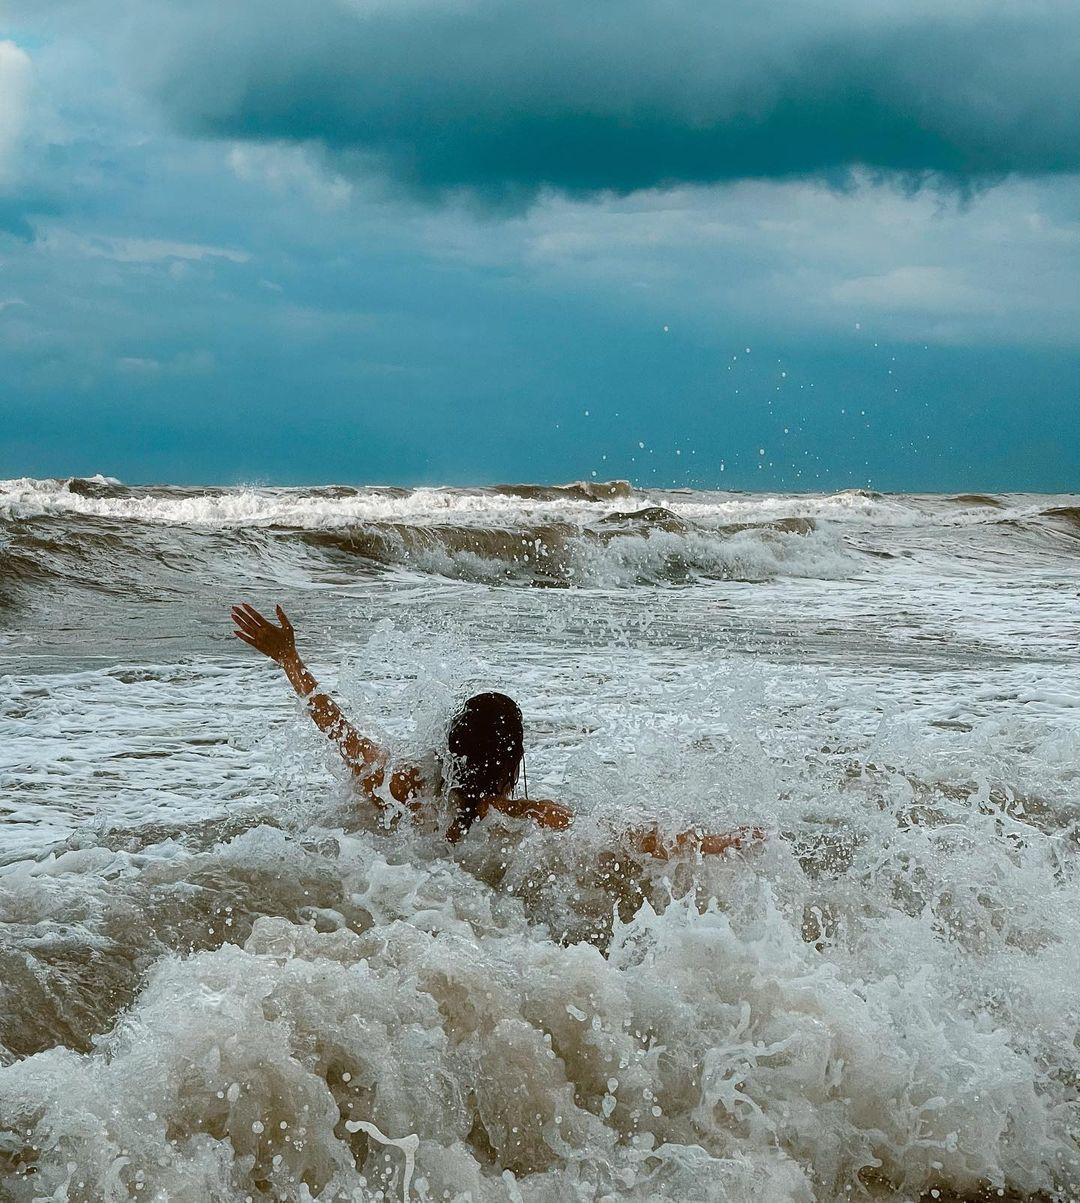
[231,603,762,856]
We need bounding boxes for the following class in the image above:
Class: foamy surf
[2,480,1079,1201]
[1,792,1078,1202]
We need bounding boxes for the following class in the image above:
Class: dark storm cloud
[140,0,1080,202]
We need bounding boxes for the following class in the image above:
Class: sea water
[1,477,1078,1202]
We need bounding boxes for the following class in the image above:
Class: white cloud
[40,230,251,264]
[0,41,32,183]
[385,172,1080,346]
[227,144,353,210]
[829,267,1000,316]
[115,349,215,375]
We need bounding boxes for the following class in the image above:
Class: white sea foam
[2,476,1074,533]
[0,478,644,528]
[1,778,1078,1202]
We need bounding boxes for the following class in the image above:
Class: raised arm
[230,603,421,809]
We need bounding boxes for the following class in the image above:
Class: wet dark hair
[444,692,523,842]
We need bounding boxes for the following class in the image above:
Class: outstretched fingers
[236,602,279,631]
[231,602,295,662]
[239,602,268,627]
[231,607,260,636]
[231,603,272,647]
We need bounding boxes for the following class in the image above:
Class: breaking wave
[4,476,1078,611]
[0,480,863,599]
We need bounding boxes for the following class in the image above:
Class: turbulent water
[1,475,1079,1203]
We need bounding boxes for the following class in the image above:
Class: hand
[535,800,573,831]
[695,825,768,855]
[630,823,767,859]
[231,603,297,664]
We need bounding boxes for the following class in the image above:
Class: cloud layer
[141,0,1080,201]
[3,6,1080,488]
[0,41,31,182]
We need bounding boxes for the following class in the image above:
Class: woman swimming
[231,603,762,857]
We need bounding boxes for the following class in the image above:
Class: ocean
[1,475,1079,1202]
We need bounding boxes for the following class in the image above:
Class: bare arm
[486,795,574,830]
[482,796,762,855]
[231,603,421,809]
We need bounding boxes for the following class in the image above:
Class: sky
[1,0,1079,490]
